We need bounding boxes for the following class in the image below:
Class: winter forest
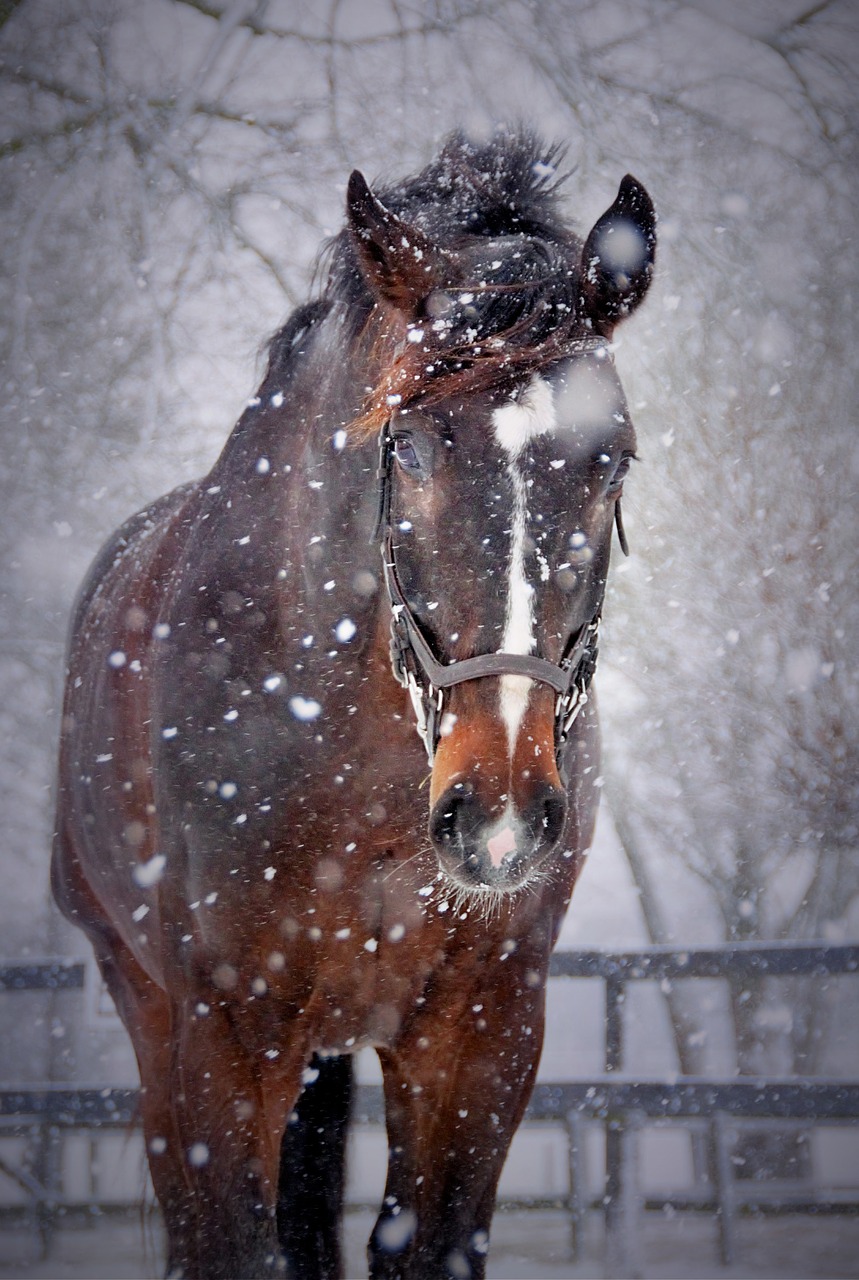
[0,0,857,1272]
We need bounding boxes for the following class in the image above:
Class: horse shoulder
[54,481,203,983]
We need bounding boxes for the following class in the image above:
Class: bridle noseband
[373,421,604,766]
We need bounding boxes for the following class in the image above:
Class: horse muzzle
[426,687,568,892]
[429,778,567,891]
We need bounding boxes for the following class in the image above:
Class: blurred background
[0,0,857,1274]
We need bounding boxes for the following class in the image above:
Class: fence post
[605,974,624,1073]
[565,1108,588,1261]
[604,1109,644,1279]
[712,1111,737,1265]
[33,1118,61,1259]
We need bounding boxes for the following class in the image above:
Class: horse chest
[197,902,452,1057]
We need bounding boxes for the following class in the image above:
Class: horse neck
[211,307,390,677]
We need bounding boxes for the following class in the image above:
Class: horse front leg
[85,937,200,1279]
[51,841,200,1278]
[164,1001,304,1280]
[369,972,547,1280]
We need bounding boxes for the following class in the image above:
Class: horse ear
[580,175,656,336]
[346,170,449,313]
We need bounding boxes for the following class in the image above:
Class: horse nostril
[429,785,480,851]
[429,801,457,849]
[528,786,567,848]
[544,793,567,844]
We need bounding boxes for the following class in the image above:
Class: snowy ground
[1,1209,858,1280]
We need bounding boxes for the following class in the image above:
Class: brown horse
[52,131,655,1280]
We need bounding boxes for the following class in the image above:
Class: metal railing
[2,943,858,1276]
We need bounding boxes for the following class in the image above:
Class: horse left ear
[580,175,656,336]
[346,170,450,313]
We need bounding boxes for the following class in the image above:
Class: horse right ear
[346,170,450,314]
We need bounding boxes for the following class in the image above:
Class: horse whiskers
[371,833,555,921]
[441,854,559,924]
[447,882,507,925]
[380,842,435,883]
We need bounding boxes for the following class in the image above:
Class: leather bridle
[372,420,607,766]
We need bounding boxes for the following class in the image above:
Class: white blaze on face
[492,375,557,756]
[493,374,556,455]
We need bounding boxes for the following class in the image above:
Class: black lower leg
[277,1053,354,1280]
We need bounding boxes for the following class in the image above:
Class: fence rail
[2,943,858,1276]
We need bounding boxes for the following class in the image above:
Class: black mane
[267,130,586,406]
[373,129,571,242]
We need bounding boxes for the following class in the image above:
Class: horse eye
[608,454,634,492]
[393,436,421,474]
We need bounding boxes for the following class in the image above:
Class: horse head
[345,137,656,895]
